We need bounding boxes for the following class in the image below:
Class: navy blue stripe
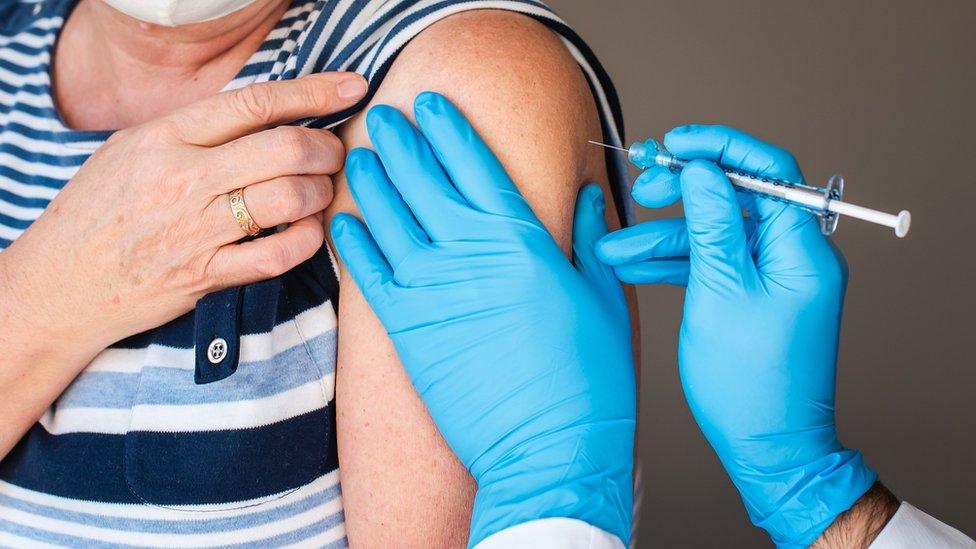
[0,98,60,122]
[324,0,412,72]
[0,186,50,209]
[0,72,47,96]
[4,38,53,57]
[0,211,35,231]
[0,163,66,190]
[0,426,137,503]
[0,119,110,147]
[0,408,338,504]
[305,1,366,74]
[125,407,336,505]
[0,139,90,166]
[0,56,46,76]
[236,61,276,78]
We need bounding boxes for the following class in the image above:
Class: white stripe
[0,174,58,199]
[0,61,49,87]
[281,522,347,548]
[323,0,410,75]
[0,43,48,69]
[83,301,336,374]
[297,0,355,75]
[0,108,63,137]
[0,85,55,109]
[129,378,333,432]
[0,151,79,180]
[0,26,57,50]
[331,0,395,56]
[29,16,64,31]
[0,223,23,241]
[0,494,343,547]
[0,128,83,158]
[0,470,340,520]
[35,403,178,437]
[37,407,130,436]
[40,376,333,435]
[0,196,43,220]
[0,531,66,549]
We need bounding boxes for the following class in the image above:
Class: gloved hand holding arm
[331,92,636,548]
[597,125,974,548]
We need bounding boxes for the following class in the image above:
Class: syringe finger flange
[819,175,845,235]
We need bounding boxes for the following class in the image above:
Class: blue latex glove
[596,125,876,548]
[330,92,635,547]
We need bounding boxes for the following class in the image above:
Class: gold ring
[229,187,262,237]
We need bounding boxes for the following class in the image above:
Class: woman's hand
[0,72,367,456]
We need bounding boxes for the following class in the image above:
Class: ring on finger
[229,187,262,237]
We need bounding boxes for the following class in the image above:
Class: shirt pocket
[122,291,339,511]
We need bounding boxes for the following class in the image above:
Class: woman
[0,0,634,545]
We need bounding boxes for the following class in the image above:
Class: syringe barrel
[725,171,827,211]
[623,138,911,237]
[629,139,828,210]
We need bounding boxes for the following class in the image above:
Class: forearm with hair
[811,482,900,549]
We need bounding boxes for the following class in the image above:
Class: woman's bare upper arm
[325,10,627,546]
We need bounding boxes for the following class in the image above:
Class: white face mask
[102,0,259,27]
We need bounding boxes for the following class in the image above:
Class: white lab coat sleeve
[473,518,625,549]
[870,502,975,548]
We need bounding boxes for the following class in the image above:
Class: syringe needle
[588,140,630,154]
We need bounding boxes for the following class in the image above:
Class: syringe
[590,139,911,238]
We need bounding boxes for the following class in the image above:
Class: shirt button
[207,338,228,364]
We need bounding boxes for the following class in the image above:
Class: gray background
[546,1,976,546]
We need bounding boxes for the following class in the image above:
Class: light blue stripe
[56,371,139,409]
[0,479,341,534]
[0,517,130,549]
[218,510,346,549]
[58,328,336,409]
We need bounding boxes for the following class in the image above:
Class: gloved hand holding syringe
[590,138,911,237]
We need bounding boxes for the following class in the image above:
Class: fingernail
[593,191,606,213]
[583,184,605,212]
[338,75,368,100]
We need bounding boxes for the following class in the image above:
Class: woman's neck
[53,0,290,130]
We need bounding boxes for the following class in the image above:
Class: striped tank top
[0,0,627,546]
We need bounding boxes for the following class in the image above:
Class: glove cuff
[467,420,635,549]
[750,449,877,548]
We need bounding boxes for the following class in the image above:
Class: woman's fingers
[167,73,368,147]
[208,173,334,243]
[209,214,325,289]
[206,126,346,192]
